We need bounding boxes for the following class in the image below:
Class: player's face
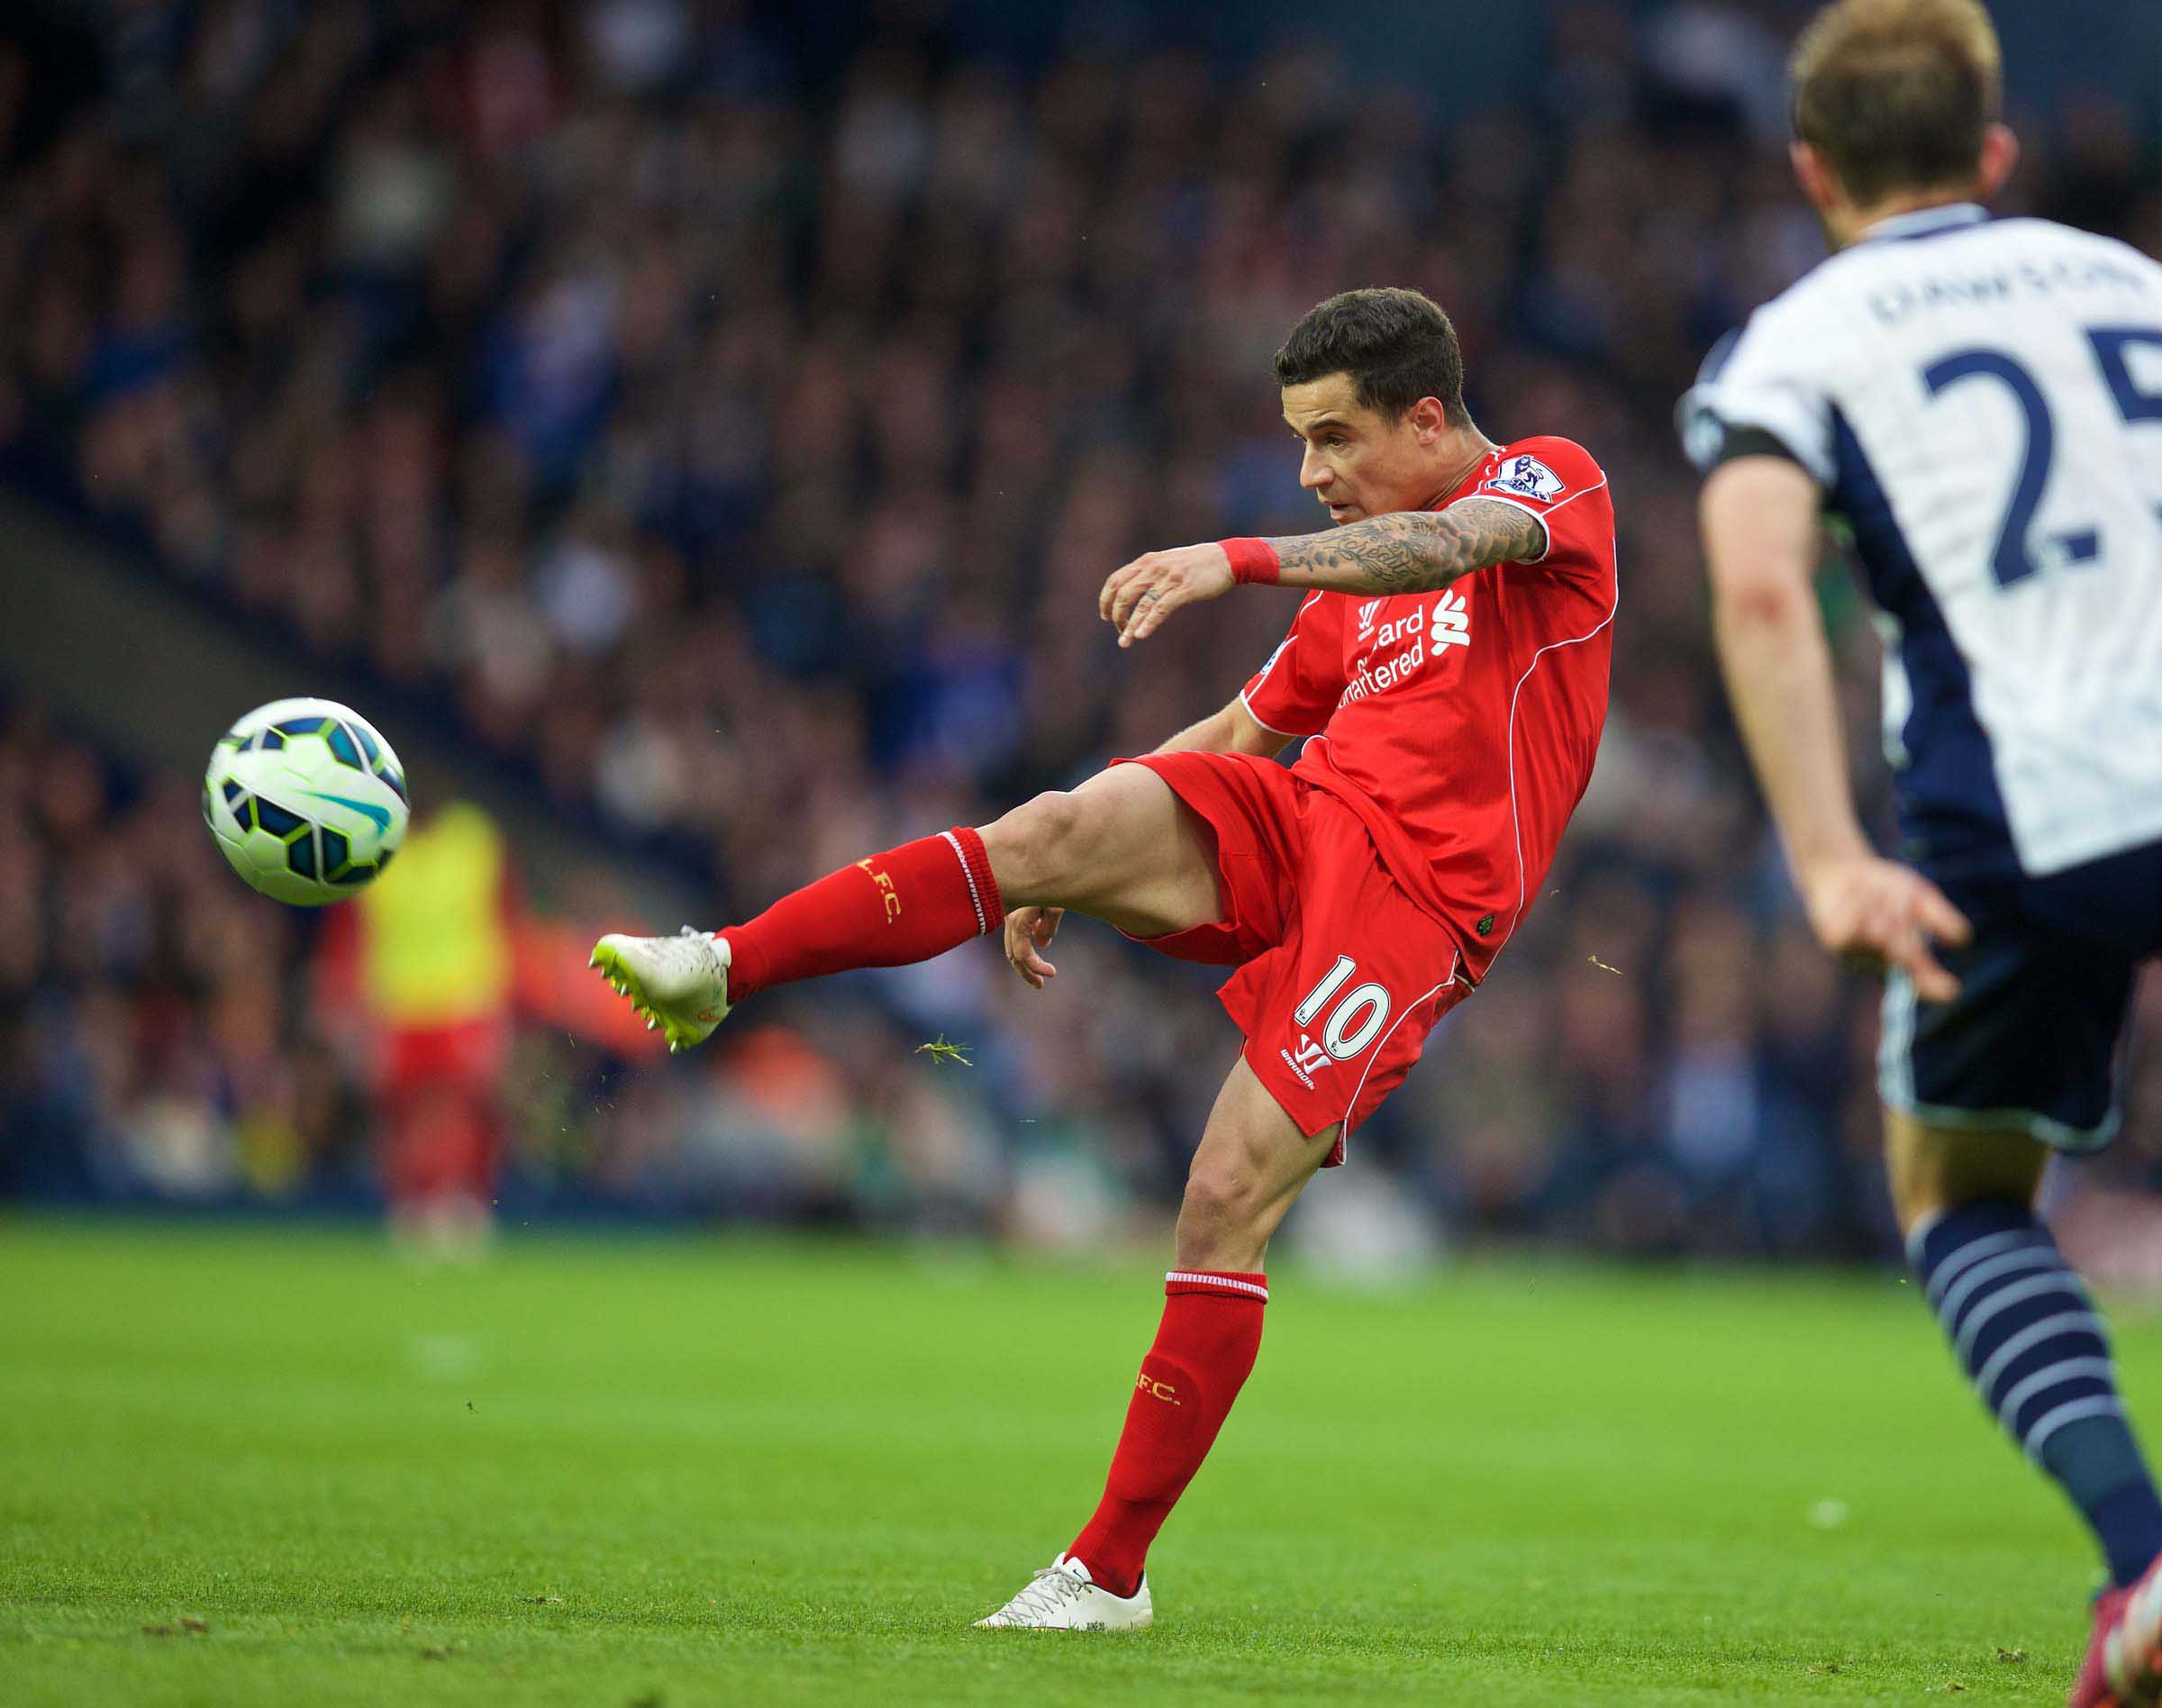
[1282,374,1443,525]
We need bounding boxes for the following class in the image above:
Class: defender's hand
[1004,905,1064,989]
[1798,853,1972,1004]
[1100,544,1236,648]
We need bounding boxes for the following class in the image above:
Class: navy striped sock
[1913,1200,2162,1586]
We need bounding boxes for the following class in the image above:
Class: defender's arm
[1703,458,1866,873]
[1702,455,1968,999]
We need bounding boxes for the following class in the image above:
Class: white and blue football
[202,697,410,905]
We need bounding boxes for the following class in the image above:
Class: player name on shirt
[1864,249,2152,326]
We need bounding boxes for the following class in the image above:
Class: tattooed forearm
[1263,500,1548,595]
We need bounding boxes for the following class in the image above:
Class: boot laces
[1001,1564,1090,1622]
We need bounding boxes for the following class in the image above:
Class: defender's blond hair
[1790,0,2003,204]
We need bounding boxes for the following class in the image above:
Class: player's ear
[1976,123,2019,201]
[1408,396,1448,443]
[1790,141,1842,217]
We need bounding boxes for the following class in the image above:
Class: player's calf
[1065,1267,1268,1602]
[590,827,1004,1045]
[1899,1130,2162,1603]
[1049,1060,1325,1605]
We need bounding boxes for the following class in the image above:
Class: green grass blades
[0,1221,2146,1705]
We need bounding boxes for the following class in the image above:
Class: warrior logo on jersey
[1485,454,1566,502]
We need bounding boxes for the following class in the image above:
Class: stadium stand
[3,0,2158,1254]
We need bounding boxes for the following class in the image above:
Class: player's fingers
[1010,938,1051,982]
[1113,570,1159,636]
[1913,880,1973,947]
[1099,561,1141,622]
[1109,559,1158,628]
[1127,582,1188,643]
[1888,922,1961,1004]
[1032,907,1063,947]
[1004,933,1045,988]
[1907,944,1961,1004]
[1120,586,1173,647]
[1836,891,1905,968]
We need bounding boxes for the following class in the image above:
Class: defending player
[591,287,1616,1629]
[1683,3,2162,1701]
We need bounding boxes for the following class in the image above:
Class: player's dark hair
[1273,288,1467,426]
[1790,0,2000,205]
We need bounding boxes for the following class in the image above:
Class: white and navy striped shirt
[1683,204,2162,878]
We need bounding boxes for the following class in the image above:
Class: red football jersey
[1240,436,1615,979]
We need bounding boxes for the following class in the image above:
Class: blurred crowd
[3,0,2160,1258]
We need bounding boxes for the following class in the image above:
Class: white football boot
[972,1554,1152,1631]
[587,925,733,1052]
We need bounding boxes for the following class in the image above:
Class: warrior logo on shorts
[1282,1036,1330,1088]
[1484,454,1565,502]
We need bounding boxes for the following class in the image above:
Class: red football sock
[719,827,1003,1002]
[1068,1270,1267,1598]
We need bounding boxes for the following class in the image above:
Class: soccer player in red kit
[590,287,1617,1628]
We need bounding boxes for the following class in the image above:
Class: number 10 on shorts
[1292,955,1394,1068]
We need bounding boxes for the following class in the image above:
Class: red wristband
[1220,537,1281,586]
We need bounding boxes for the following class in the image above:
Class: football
[202,697,410,905]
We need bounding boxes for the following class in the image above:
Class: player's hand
[1100,543,1236,648]
[1004,904,1064,989]
[1796,852,1972,1004]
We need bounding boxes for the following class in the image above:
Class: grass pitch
[2,1221,2149,1705]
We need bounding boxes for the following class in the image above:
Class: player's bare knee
[981,791,1088,901]
[1181,1167,1254,1223]
[1176,1166,1262,1258]
[1884,1110,2047,1237]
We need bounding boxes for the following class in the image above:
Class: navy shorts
[1879,839,2162,1149]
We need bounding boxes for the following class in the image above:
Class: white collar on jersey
[1857,202,1990,244]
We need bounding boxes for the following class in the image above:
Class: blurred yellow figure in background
[319,800,517,1259]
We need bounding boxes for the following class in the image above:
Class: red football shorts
[377,1017,507,1204]
[1112,751,1469,1164]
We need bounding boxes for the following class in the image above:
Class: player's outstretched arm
[1101,501,1545,647]
[1259,499,1547,597]
[1702,456,1971,1001]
